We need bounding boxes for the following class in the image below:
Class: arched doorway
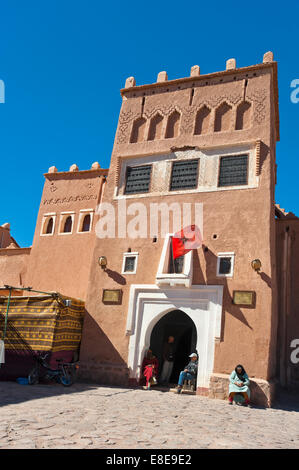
[150,309,197,384]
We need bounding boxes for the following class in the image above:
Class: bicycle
[28,352,79,387]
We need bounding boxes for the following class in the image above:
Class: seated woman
[141,349,159,390]
[228,364,250,406]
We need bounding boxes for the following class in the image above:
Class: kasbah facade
[1,51,298,407]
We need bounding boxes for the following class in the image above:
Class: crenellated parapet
[115,52,279,148]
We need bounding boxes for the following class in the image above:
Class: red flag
[172,225,203,260]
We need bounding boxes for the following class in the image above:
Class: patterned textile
[0,295,85,353]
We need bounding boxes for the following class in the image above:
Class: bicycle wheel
[28,367,39,385]
[60,371,73,387]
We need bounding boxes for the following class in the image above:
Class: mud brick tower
[73,53,280,405]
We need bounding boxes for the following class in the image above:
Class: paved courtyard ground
[0,381,298,449]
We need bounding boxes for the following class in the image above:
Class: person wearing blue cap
[176,352,198,394]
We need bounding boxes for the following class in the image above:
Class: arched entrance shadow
[146,309,197,385]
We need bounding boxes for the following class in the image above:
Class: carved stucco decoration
[246,88,267,124]
[143,104,183,120]
[117,109,135,144]
[43,194,97,205]
[49,182,58,192]
[115,88,266,144]
[181,106,198,134]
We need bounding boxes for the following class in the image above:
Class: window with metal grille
[170,159,199,191]
[125,165,152,194]
[171,255,184,273]
[219,257,232,275]
[218,154,248,187]
[124,256,136,273]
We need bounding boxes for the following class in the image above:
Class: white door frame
[126,284,224,389]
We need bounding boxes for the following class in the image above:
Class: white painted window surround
[121,252,139,275]
[58,211,75,236]
[156,234,192,288]
[114,144,258,199]
[216,252,235,278]
[126,284,224,389]
[40,213,56,236]
[77,209,94,233]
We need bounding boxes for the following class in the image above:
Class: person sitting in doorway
[142,349,159,390]
[176,353,198,394]
[160,336,175,386]
[228,364,251,406]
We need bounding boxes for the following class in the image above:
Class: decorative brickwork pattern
[43,194,97,206]
[117,109,135,144]
[255,140,261,175]
[115,157,121,186]
[181,106,197,134]
[247,88,267,124]
[115,88,267,144]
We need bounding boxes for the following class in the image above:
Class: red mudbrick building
[1,52,298,406]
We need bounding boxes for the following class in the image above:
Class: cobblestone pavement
[0,381,298,449]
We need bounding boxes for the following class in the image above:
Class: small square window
[217,253,235,277]
[124,256,136,272]
[122,253,139,274]
[219,257,231,275]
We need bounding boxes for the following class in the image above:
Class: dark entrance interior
[150,310,197,384]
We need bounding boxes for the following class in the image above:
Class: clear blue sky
[0,1,298,247]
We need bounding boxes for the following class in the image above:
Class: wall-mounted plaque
[233,290,255,307]
[102,289,122,305]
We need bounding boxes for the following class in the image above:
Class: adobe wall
[0,225,19,249]
[276,218,299,386]
[80,55,279,399]
[25,165,108,301]
[0,247,31,287]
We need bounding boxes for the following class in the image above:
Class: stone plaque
[102,289,122,304]
[233,290,255,307]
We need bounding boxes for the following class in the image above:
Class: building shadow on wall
[272,385,299,412]
[0,307,130,406]
[192,245,288,409]
[193,245,253,339]
[78,309,129,386]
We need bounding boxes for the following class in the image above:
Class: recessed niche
[130,117,147,143]
[194,106,211,135]
[148,113,164,141]
[165,111,181,139]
